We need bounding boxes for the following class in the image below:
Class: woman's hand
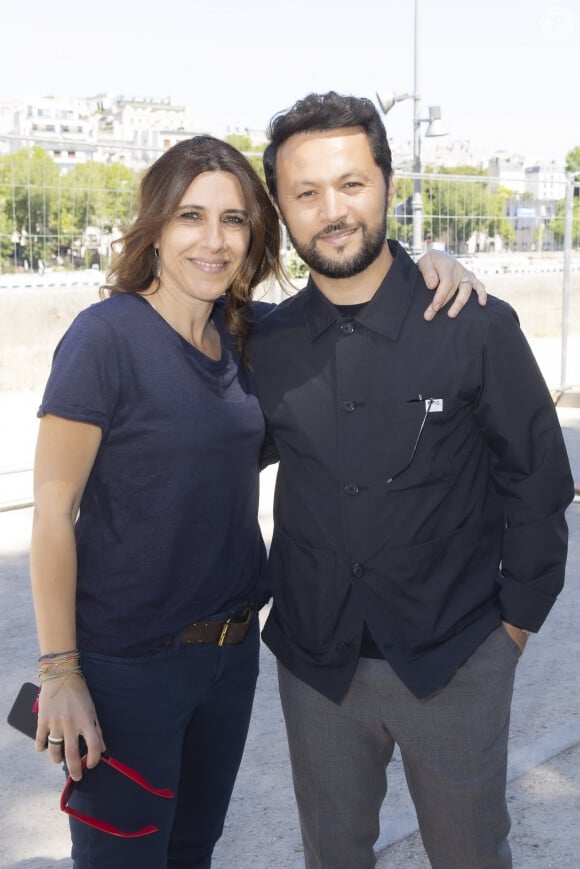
[417,250,487,320]
[35,672,106,781]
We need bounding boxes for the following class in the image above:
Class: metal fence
[1,141,579,390]
[1,139,578,269]
[387,171,579,257]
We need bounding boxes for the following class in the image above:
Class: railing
[0,468,33,512]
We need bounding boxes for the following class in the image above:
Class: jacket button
[351,563,364,578]
[340,400,356,412]
[344,483,359,496]
[339,320,355,336]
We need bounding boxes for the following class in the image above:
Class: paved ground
[0,391,579,868]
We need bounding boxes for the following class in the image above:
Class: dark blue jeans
[71,617,260,868]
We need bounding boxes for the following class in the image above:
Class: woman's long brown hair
[101,135,282,354]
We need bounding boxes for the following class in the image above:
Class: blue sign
[516,207,537,218]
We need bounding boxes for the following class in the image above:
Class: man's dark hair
[263,91,392,202]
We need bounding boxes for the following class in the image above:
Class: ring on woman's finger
[47,735,65,745]
[459,272,473,283]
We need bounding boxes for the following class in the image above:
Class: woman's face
[156,170,251,303]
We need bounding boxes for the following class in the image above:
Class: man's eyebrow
[291,171,368,188]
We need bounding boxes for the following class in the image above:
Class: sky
[2,0,578,165]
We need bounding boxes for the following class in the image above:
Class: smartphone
[7,681,40,740]
[7,682,88,753]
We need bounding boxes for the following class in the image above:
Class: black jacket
[248,243,574,701]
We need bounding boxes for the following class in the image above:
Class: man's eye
[298,190,316,199]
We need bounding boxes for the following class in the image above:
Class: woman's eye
[224,215,248,226]
[179,211,201,221]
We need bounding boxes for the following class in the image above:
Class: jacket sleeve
[474,299,574,631]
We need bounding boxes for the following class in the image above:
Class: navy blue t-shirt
[38,292,272,655]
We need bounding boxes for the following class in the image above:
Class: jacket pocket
[365,520,498,651]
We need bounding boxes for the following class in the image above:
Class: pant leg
[386,626,519,869]
[277,660,395,869]
[167,618,260,868]
[73,624,259,869]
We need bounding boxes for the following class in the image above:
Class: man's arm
[417,250,486,320]
[475,302,574,646]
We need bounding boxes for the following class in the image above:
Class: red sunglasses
[60,753,174,838]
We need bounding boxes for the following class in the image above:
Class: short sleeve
[38,307,121,435]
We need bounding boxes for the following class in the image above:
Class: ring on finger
[47,735,65,745]
[459,272,472,283]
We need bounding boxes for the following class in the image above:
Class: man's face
[274,127,393,279]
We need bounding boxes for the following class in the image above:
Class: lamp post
[376,0,446,257]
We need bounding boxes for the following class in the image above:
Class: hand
[35,672,106,781]
[417,250,487,320]
[501,621,529,655]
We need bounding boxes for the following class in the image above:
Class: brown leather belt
[169,604,257,647]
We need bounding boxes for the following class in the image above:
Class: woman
[30,135,482,868]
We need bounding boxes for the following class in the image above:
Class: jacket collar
[303,240,419,342]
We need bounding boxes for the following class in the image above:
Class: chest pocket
[383,396,471,490]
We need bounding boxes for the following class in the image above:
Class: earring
[152,247,161,279]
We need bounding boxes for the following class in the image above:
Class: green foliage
[390,170,515,251]
[284,246,309,279]
[0,147,60,265]
[565,146,580,179]
[433,165,488,177]
[59,162,139,233]
[549,196,580,246]
[0,147,140,270]
[225,134,266,184]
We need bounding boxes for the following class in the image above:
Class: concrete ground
[1,389,579,868]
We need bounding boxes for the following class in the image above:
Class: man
[248,92,574,868]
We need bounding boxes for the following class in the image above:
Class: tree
[59,162,139,234]
[0,147,60,266]
[390,176,413,246]
[565,146,580,180]
[225,134,266,184]
[0,148,141,270]
[549,196,580,247]
[421,170,515,252]
[565,146,580,201]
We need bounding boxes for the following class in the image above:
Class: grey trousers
[278,626,520,869]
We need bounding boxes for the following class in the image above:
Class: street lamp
[376,0,447,257]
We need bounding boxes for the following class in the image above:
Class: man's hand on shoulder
[417,250,487,321]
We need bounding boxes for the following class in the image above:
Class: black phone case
[7,681,39,740]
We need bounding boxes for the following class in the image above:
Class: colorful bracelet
[39,665,83,685]
[38,650,82,684]
[38,649,79,662]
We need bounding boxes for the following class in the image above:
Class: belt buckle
[217,618,232,646]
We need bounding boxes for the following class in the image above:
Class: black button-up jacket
[248,243,574,701]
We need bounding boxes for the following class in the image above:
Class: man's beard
[287,213,387,279]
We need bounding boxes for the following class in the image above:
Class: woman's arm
[417,250,486,320]
[30,414,106,780]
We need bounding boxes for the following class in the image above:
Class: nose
[320,188,348,224]
[204,218,226,251]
